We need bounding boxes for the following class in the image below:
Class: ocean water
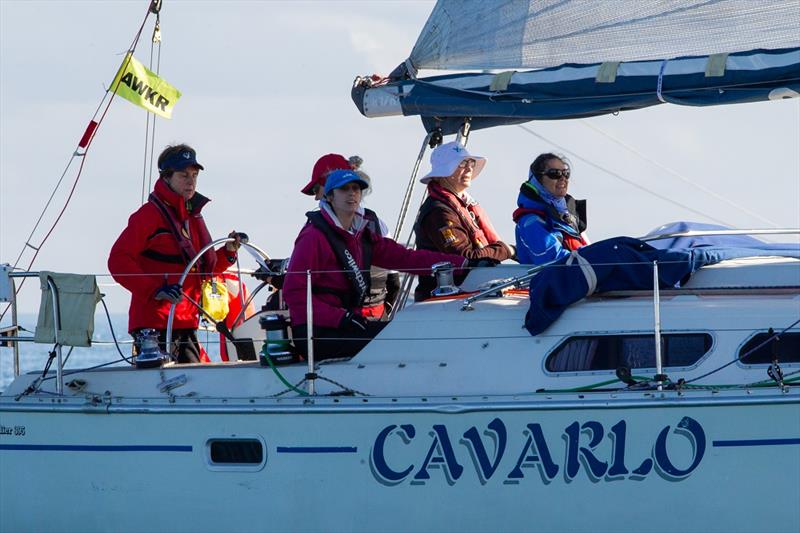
[0,313,130,393]
[0,313,229,393]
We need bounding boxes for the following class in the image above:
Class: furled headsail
[352,0,800,134]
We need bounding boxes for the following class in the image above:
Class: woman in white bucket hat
[413,141,515,301]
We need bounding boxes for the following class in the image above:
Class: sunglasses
[457,159,477,169]
[542,168,570,180]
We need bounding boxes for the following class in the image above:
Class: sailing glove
[155,284,183,304]
[340,310,368,334]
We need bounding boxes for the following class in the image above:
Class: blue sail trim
[712,438,800,447]
[524,236,800,336]
[276,446,358,453]
[371,47,800,134]
[0,444,192,452]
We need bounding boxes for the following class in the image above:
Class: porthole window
[739,331,800,365]
[546,333,713,372]
[206,438,266,471]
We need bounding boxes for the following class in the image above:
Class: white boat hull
[2,390,798,533]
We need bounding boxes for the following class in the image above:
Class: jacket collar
[428,182,477,208]
[153,179,210,221]
[517,182,586,234]
[319,200,369,236]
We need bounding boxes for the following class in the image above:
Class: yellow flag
[110,53,181,119]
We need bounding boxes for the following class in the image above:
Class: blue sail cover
[524,236,800,336]
[353,47,800,134]
[642,221,800,250]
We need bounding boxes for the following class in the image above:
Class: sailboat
[1,1,799,532]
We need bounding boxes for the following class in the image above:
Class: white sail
[410,0,800,70]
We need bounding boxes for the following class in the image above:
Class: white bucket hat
[420,141,487,184]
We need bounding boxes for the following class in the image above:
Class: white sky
[1,0,798,314]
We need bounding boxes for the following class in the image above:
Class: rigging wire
[141,16,162,204]
[0,3,157,323]
[516,123,734,226]
[8,90,110,275]
[579,121,780,227]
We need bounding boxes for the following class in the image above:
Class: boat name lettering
[370,416,705,485]
[0,425,25,436]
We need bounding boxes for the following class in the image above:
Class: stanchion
[653,260,664,392]
[306,269,315,395]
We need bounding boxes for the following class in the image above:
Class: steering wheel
[165,236,271,355]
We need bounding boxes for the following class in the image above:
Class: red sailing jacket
[108,179,236,332]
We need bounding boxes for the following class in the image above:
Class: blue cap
[323,169,369,196]
[158,148,205,172]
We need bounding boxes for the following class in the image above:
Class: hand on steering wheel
[225,231,248,253]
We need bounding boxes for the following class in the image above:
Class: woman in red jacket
[108,144,239,363]
[283,169,472,361]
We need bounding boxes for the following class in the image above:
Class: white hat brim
[420,155,486,184]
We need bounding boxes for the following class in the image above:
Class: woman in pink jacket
[283,169,472,360]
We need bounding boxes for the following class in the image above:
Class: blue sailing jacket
[513,182,587,265]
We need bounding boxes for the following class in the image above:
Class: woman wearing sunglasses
[512,153,588,265]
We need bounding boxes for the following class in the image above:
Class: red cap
[301,153,351,195]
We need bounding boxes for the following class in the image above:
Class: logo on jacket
[439,226,458,245]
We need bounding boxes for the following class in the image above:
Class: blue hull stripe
[713,438,800,447]
[277,446,357,454]
[0,444,192,452]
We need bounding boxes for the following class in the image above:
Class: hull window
[208,439,264,465]
[546,333,712,372]
[739,332,800,365]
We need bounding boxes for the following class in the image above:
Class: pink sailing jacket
[283,207,464,328]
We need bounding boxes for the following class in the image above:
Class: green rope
[537,373,799,394]
[682,373,800,389]
[538,375,651,393]
[262,347,308,396]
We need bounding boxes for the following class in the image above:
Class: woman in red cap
[284,169,474,360]
[300,154,400,320]
[301,153,352,199]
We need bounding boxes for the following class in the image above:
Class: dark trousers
[292,322,388,361]
[132,328,202,364]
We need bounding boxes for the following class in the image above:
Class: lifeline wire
[0,2,156,323]
[33,297,134,389]
[100,297,134,365]
[685,317,800,384]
